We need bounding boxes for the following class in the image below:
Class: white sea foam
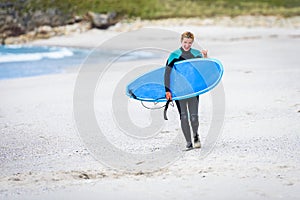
[0,47,74,63]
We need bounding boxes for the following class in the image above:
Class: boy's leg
[188,96,201,148]
[176,100,192,149]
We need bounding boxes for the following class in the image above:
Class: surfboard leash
[128,89,137,99]
[163,100,173,120]
[129,89,174,119]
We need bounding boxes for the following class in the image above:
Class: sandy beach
[0,17,300,199]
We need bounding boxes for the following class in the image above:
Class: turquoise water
[0,45,160,79]
[0,45,91,79]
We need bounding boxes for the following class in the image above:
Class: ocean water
[0,45,90,79]
[0,45,160,79]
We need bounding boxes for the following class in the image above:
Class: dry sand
[0,19,300,199]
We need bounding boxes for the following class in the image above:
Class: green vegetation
[9,0,300,19]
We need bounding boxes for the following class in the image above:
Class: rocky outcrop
[0,2,25,40]
[0,1,119,44]
[0,1,73,44]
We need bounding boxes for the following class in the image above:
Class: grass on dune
[8,0,300,19]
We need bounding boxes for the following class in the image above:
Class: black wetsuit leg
[175,96,199,147]
[188,96,199,138]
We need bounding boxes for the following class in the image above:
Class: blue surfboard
[126,58,223,102]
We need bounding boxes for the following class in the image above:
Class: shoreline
[3,15,300,46]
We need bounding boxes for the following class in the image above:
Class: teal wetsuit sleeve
[167,49,182,65]
[190,48,203,58]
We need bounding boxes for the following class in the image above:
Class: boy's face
[181,38,193,51]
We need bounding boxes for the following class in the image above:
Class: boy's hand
[201,49,208,58]
[166,92,172,100]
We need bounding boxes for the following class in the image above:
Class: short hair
[181,31,194,42]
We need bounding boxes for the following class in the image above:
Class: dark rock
[0,1,119,44]
[0,1,73,43]
[0,2,13,9]
[26,9,70,32]
[1,24,26,37]
[67,15,84,24]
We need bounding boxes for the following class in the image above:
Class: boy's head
[181,31,194,51]
[181,31,195,42]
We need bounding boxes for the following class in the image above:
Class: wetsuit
[164,47,203,147]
